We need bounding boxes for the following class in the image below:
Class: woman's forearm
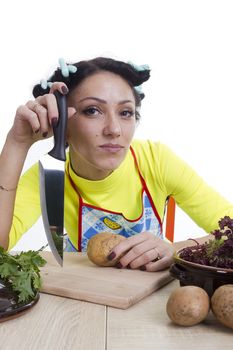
[0,132,30,249]
[172,234,214,252]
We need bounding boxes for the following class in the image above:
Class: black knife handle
[48,91,68,161]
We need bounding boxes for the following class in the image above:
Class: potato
[166,286,210,326]
[87,232,126,267]
[211,284,233,329]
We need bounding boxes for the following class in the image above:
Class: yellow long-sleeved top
[8,139,233,251]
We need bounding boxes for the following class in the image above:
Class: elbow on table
[0,232,10,251]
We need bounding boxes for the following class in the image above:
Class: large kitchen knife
[39,91,68,266]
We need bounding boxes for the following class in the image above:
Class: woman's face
[67,71,137,180]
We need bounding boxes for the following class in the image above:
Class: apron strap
[130,146,163,230]
[130,146,175,242]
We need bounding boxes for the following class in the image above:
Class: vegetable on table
[211,284,233,330]
[87,232,126,267]
[166,286,210,326]
[178,216,233,268]
[0,247,46,303]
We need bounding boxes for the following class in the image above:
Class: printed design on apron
[64,147,163,252]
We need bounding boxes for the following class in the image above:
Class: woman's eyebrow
[78,97,106,103]
[78,97,134,105]
[118,100,134,105]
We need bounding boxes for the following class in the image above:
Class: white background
[0,0,233,251]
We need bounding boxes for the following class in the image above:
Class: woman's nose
[103,114,121,136]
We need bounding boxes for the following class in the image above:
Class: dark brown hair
[32,57,151,120]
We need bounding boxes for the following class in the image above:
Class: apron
[64,147,163,252]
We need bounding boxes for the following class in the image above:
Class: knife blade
[39,91,68,266]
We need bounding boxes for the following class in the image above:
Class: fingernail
[116,262,123,269]
[35,128,40,134]
[107,252,116,261]
[42,132,48,138]
[61,86,69,95]
[140,265,146,271]
[51,118,58,127]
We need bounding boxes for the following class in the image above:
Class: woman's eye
[121,110,135,118]
[83,107,100,116]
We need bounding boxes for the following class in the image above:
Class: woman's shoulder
[131,139,172,159]
[20,162,39,181]
[130,139,182,177]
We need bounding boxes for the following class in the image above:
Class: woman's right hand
[8,83,76,148]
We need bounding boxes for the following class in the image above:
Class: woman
[0,57,232,271]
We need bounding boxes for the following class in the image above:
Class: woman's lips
[99,144,124,153]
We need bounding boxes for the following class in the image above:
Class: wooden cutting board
[39,251,173,309]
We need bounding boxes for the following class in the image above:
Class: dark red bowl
[169,249,233,297]
[0,279,39,322]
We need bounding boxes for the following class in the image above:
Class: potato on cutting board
[87,232,126,267]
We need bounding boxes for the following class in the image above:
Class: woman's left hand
[107,232,175,272]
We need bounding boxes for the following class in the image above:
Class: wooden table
[0,280,232,350]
